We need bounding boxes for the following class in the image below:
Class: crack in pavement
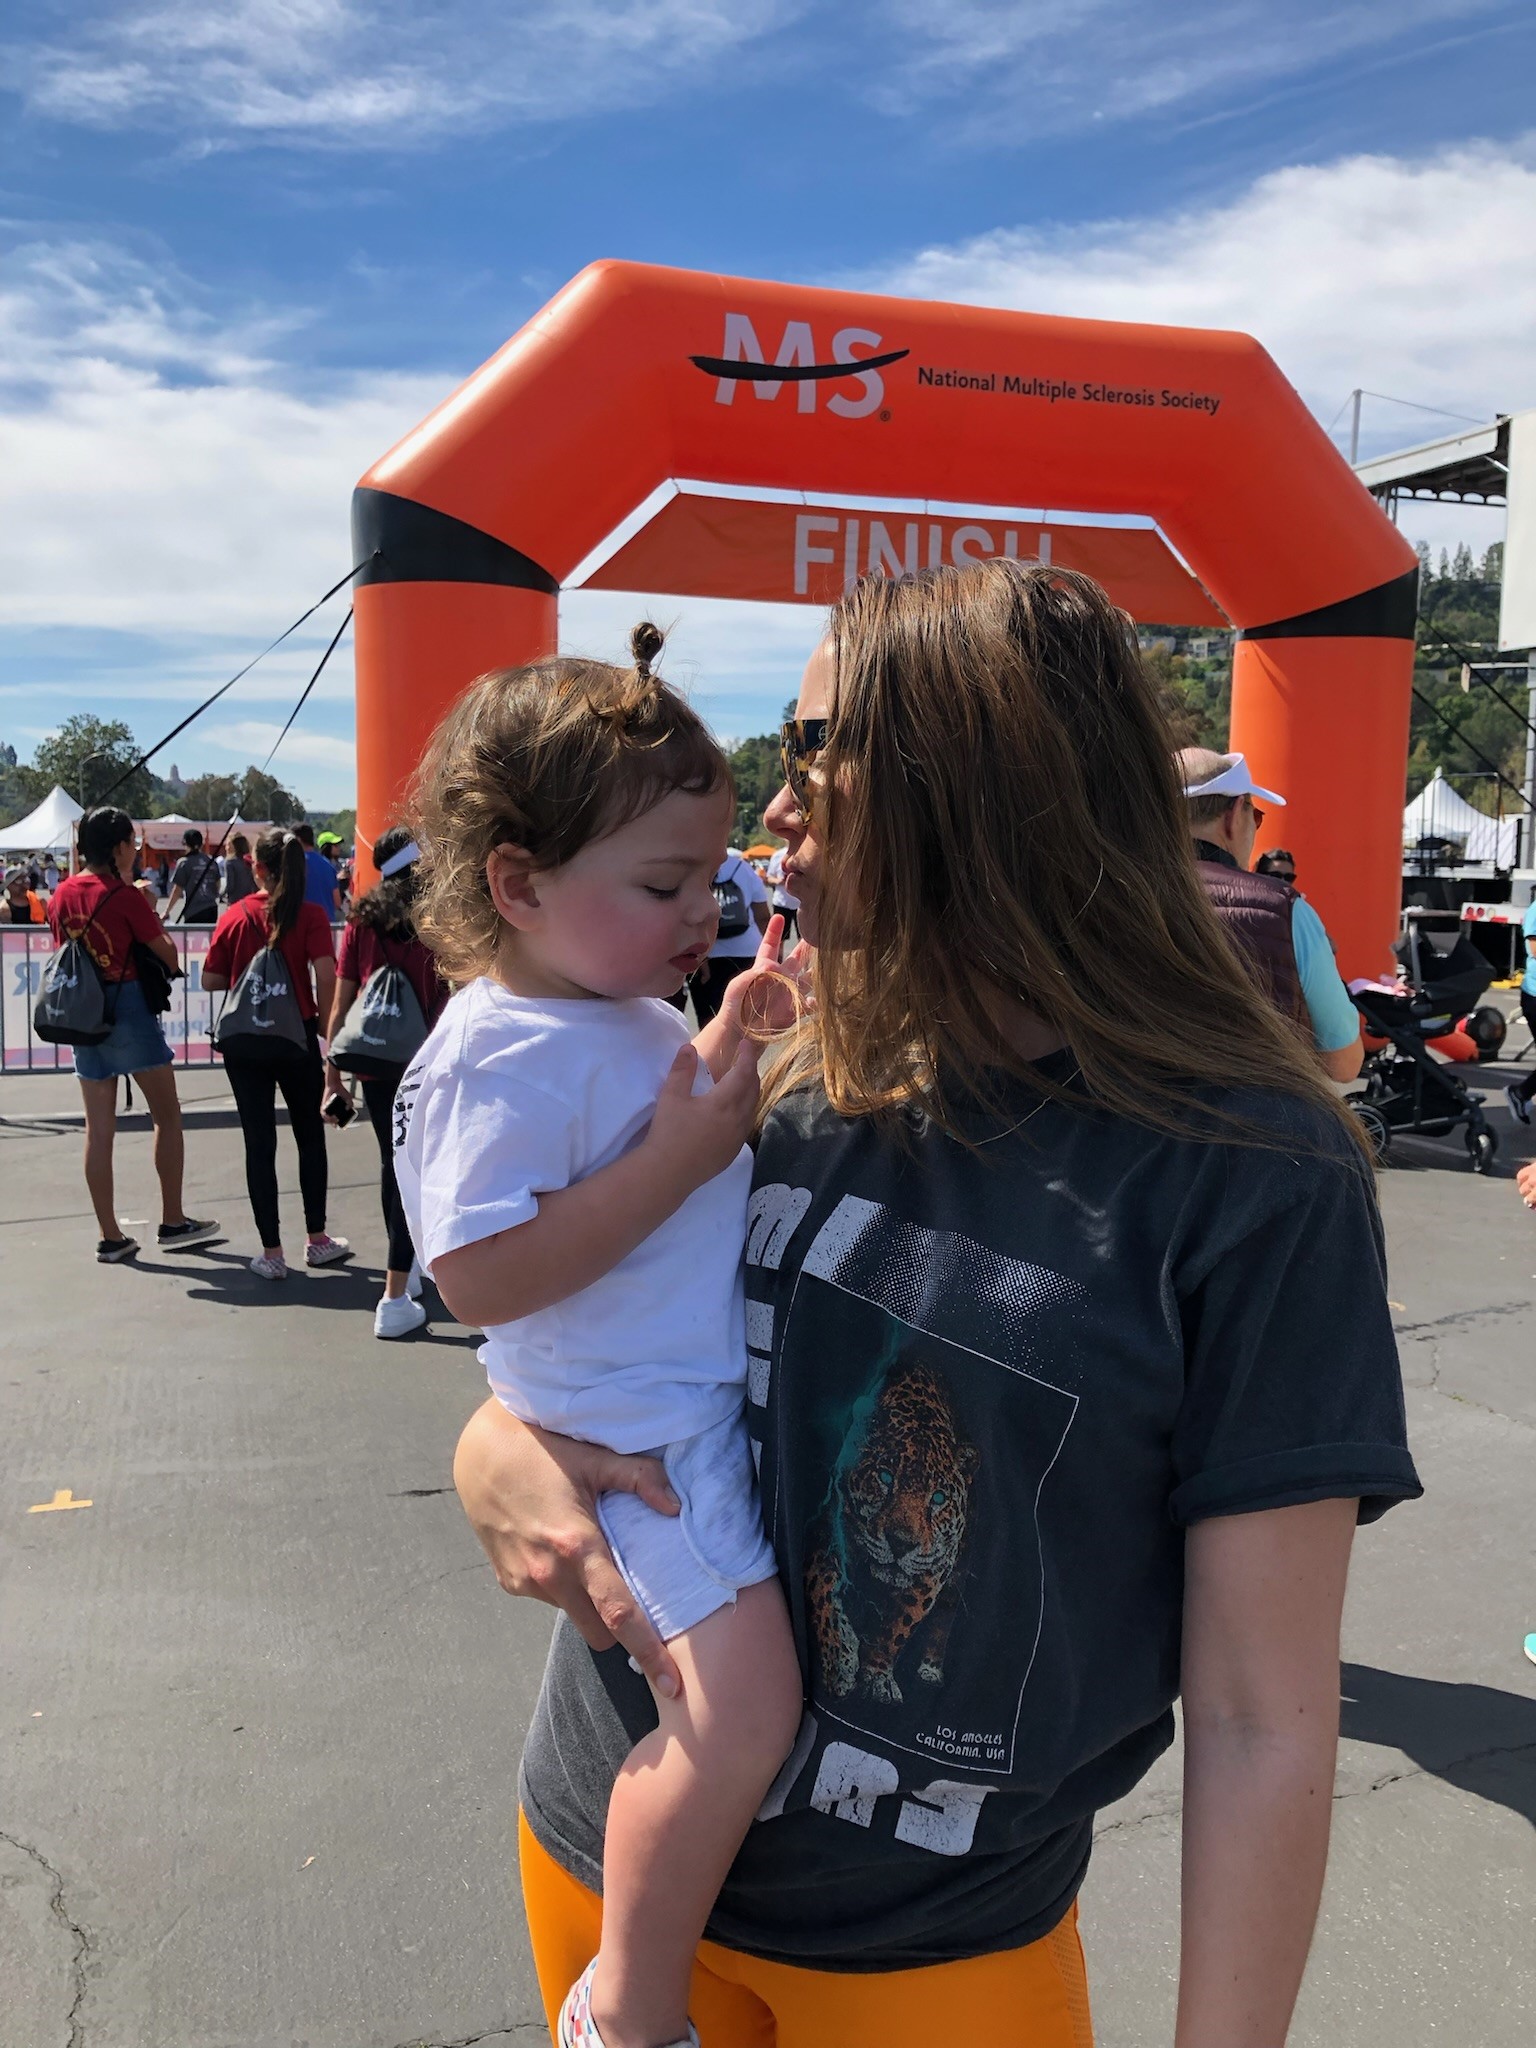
[1396,1325,1535,1431]
[1333,1736,1536,1804]
[389,2025,544,2046]
[1392,1300,1530,1338]
[0,1826,92,2048]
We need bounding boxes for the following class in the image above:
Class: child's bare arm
[433,1043,758,1329]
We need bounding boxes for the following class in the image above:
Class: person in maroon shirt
[203,828,349,1281]
[47,806,219,1263]
[324,824,449,1338]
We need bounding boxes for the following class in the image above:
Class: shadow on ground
[1340,1662,1536,1827]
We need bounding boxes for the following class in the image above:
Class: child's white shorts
[594,1408,779,1642]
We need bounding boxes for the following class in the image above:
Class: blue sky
[3,0,1534,811]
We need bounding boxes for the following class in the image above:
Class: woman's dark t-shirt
[520,1064,1421,1971]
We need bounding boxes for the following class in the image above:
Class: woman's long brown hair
[257,828,307,945]
[764,559,1366,1158]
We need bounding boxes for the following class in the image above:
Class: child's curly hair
[409,623,731,982]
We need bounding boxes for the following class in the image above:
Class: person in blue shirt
[1179,749,1364,1084]
[295,821,341,919]
[1504,898,1536,1123]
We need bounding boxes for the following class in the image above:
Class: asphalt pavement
[2,1050,1533,2048]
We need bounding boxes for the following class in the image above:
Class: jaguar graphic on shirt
[805,1360,979,1705]
[748,1189,1085,1783]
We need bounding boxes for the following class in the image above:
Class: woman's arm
[454,1396,683,1696]
[201,970,228,991]
[1176,1496,1357,2048]
[312,954,337,1032]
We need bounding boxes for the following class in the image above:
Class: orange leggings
[519,1811,1095,2047]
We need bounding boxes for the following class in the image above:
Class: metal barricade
[1,921,345,1074]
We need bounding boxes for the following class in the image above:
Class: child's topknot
[630,621,665,678]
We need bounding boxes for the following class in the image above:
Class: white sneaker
[250,1253,287,1281]
[374,1293,427,1340]
[557,1959,698,2048]
[304,1233,352,1268]
[406,1258,424,1300]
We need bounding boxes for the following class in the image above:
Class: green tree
[726,732,785,847]
[32,715,152,816]
[181,765,303,825]
[0,758,47,831]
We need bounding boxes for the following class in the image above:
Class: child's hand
[719,913,814,1041]
[645,1042,760,1194]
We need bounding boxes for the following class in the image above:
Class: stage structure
[354,262,1417,976]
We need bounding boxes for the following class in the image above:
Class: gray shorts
[594,1408,778,1642]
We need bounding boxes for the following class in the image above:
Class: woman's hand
[321,1059,347,1123]
[453,1397,683,1697]
[1518,1161,1536,1209]
[645,1042,760,1191]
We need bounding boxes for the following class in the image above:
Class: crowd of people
[35,556,1535,2048]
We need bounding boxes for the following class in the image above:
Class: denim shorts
[594,1408,779,1642]
[74,976,175,1081]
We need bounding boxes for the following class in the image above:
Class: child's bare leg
[590,1577,801,2048]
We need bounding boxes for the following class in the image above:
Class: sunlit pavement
[3,1051,1533,2048]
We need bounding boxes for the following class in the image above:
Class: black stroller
[1350,923,1499,1172]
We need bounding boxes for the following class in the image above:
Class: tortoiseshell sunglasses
[780,717,828,815]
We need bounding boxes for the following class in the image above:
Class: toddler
[395,627,803,2048]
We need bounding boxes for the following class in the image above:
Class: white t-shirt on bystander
[766,847,798,912]
[709,851,770,959]
[394,977,752,1453]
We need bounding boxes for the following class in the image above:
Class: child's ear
[486,843,542,929]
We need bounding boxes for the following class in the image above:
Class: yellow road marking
[28,1489,93,1513]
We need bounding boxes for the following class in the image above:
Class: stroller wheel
[1353,1100,1392,1164]
[1467,1126,1498,1175]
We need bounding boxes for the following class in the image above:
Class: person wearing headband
[1178,748,1362,1083]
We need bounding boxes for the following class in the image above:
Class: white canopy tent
[0,784,83,853]
[1403,768,1521,866]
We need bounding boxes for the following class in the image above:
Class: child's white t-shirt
[394,978,752,1453]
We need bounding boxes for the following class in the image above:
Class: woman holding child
[424,562,1419,2047]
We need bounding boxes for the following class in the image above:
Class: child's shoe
[558,1959,699,2048]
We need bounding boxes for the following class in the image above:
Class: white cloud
[0,239,445,634]
[200,718,357,769]
[8,0,793,146]
[870,0,1505,140]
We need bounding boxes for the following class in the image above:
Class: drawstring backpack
[34,924,115,1045]
[712,859,751,939]
[329,933,428,1076]
[212,919,309,1064]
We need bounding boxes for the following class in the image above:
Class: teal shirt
[1291,897,1360,1052]
[1523,901,1536,997]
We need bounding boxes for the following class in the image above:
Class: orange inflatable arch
[354,260,1417,977]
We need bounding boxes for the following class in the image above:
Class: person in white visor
[1178,748,1363,1084]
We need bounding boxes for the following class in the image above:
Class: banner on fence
[2,928,218,1071]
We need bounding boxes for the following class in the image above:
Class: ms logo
[691,313,908,420]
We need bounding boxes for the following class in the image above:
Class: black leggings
[223,1023,328,1248]
[361,1074,415,1273]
